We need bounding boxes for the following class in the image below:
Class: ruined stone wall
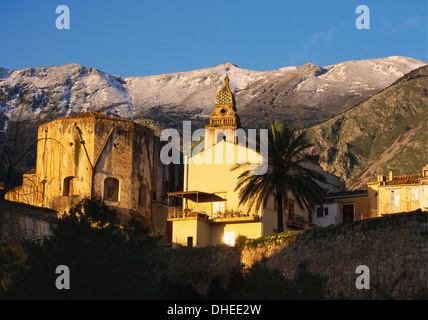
[0,200,57,242]
[92,119,135,221]
[164,211,427,299]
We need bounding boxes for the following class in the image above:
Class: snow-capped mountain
[0,56,426,132]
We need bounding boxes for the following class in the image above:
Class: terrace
[167,191,260,222]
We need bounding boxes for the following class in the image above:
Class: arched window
[104,177,119,202]
[63,176,74,196]
[216,132,227,144]
[138,184,148,207]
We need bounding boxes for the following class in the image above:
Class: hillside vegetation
[305,65,428,189]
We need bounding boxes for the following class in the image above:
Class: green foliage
[2,197,164,299]
[223,209,244,218]
[63,197,119,228]
[232,121,327,232]
[305,66,428,187]
[227,259,329,300]
[234,234,248,248]
[242,230,300,249]
[0,241,28,294]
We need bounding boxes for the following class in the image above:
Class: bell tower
[205,76,241,148]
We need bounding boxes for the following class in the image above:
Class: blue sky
[0,0,426,77]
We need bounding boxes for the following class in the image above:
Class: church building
[167,76,345,247]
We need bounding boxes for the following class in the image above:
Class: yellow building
[313,190,370,227]
[367,165,428,216]
[166,76,344,247]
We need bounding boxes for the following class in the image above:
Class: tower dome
[215,76,234,105]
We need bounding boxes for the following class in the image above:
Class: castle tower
[204,76,241,148]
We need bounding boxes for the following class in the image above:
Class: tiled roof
[326,190,368,198]
[385,174,422,185]
[63,111,133,123]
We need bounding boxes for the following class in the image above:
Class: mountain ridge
[0,56,426,188]
[304,65,428,189]
[1,56,425,131]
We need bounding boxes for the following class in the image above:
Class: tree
[0,106,41,240]
[4,198,162,299]
[0,241,28,294]
[232,121,327,232]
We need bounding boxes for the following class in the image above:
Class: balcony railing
[167,206,260,221]
[286,214,307,228]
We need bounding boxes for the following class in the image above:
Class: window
[288,201,295,220]
[187,236,193,248]
[63,176,74,196]
[104,177,119,202]
[223,231,235,246]
[342,204,354,223]
[324,207,329,216]
[213,201,225,217]
[316,207,323,218]
[410,188,419,201]
[216,133,227,144]
[389,190,400,213]
[138,184,147,207]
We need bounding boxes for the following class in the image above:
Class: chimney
[388,170,394,181]
[377,175,385,183]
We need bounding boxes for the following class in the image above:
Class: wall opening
[40,180,47,206]
[187,236,193,247]
[342,203,354,223]
[389,190,400,213]
[216,132,227,144]
[138,184,148,208]
[104,177,119,202]
[63,176,74,196]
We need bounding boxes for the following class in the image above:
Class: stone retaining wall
[165,210,427,299]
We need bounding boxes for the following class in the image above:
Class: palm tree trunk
[277,194,284,232]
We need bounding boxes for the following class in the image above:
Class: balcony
[167,206,260,222]
[286,214,307,229]
[168,206,209,220]
[166,191,261,223]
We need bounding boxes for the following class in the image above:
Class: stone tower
[5,111,183,231]
[204,76,241,149]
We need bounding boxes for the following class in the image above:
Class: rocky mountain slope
[305,65,428,189]
[1,56,425,133]
[0,56,426,188]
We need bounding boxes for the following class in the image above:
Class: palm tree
[232,121,327,232]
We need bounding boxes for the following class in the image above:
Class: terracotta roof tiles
[63,111,133,123]
[385,174,422,185]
